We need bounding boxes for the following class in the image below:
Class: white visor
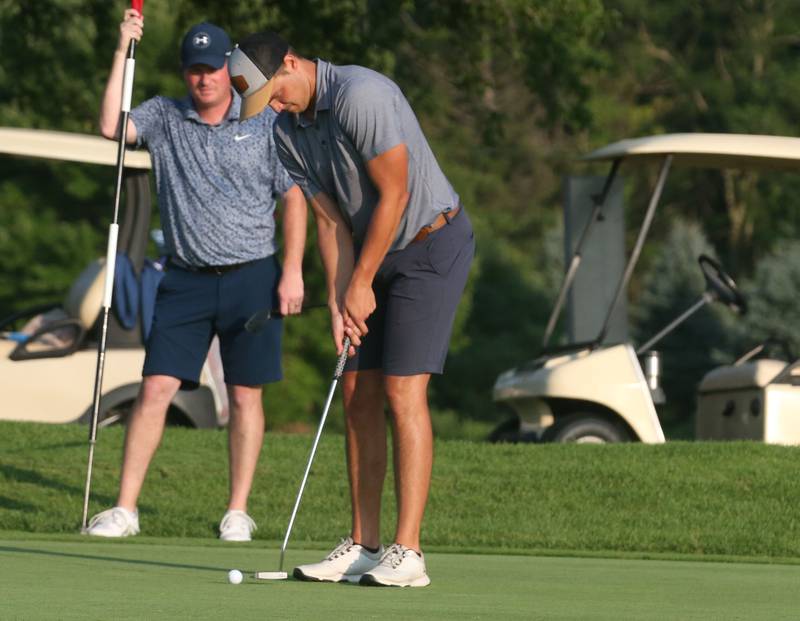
[228,46,276,121]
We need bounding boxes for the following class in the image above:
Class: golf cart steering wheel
[698,254,747,315]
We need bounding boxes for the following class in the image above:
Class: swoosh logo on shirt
[234,133,252,142]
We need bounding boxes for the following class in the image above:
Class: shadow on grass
[1,440,87,454]
[0,496,36,511]
[0,545,229,573]
[0,464,117,505]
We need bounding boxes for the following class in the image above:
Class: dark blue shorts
[143,255,282,387]
[344,208,475,376]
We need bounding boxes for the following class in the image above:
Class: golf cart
[696,340,800,444]
[0,127,226,428]
[492,133,800,444]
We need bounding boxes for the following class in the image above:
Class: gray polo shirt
[131,92,294,266]
[273,60,459,252]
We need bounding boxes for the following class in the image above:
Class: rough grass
[1,421,799,560]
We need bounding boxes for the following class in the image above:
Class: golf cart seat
[0,258,109,361]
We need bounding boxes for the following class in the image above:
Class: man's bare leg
[384,373,432,553]
[226,384,265,511]
[342,369,386,549]
[116,374,182,510]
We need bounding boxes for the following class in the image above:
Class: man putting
[229,32,474,586]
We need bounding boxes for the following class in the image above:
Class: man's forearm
[351,192,407,287]
[99,50,129,139]
[353,143,410,288]
[281,186,307,273]
[316,219,354,310]
[308,193,355,311]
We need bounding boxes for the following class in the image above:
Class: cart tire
[542,414,629,444]
[98,400,194,429]
[487,417,522,443]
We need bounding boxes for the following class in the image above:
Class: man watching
[85,12,307,542]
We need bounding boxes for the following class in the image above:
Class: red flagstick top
[131,0,143,16]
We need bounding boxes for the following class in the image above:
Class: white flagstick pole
[81,5,141,531]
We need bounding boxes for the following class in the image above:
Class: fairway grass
[2,537,799,620]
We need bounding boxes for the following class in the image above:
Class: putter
[80,0,144,533]
[244,303,327,333]
[256,336,351,581]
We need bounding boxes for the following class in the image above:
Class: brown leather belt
[411,206,460,244]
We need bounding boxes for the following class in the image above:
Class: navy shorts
[345,208,475,376]
[143,255,282,387]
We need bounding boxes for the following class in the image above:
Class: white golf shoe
[84,507,140,538]
[219,510,257,542]
[293,537,383,583]
[360,543,431,587]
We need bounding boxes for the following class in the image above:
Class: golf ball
[228,569,243,585]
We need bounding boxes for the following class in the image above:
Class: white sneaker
[360,543,431,587]
[293,537,383,583]
[219,510,256,542]
[84,507,140,538]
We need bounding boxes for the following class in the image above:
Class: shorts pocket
[426,227,472,276]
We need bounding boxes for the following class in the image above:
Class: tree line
[1,1,799,436]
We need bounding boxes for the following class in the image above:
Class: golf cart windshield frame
[542,133,800,355]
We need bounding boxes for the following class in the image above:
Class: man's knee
[227,385,263,418]
[384,375,430,414]
[139,375,182,408]
[343,370,384,420]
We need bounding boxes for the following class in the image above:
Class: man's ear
[283,53,299,71]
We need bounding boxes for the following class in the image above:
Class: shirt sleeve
[335,77,404,162]
[129,96,167,148]
[273,123,322,199]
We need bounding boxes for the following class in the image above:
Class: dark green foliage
[736,240,800,357]
[2,1,800,436]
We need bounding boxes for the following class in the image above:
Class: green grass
[2,421,800,560]
[2,539,799,620]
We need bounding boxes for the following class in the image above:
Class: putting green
[1,538,797,620]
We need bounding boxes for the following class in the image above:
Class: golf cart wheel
[98,402,193,428]
[98,401,134,428]
[487,417,520,443]
[542,414,629,444]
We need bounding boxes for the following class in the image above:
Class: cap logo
[193,33,210,48]
[231,74,250,93]
[229,46,269,97]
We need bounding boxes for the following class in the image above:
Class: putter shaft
[277,336,351,573]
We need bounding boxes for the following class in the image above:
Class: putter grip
[131,0,143,15]
[334,337,351,379]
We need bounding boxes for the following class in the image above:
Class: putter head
[254,571,288,580]
[244,303,327,333]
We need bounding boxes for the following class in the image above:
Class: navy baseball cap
[181,22,231,69]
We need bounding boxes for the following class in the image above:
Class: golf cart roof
[583,133,800,170]
[0,127,151,169]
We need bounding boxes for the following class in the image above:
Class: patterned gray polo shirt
[273,60,459,252]
[131,91,294,266]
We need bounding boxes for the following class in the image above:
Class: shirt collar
[181,90,242,124]
[296,59,331,128]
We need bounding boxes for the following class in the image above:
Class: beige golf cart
[0,127,226,428]
[492,133,800,444]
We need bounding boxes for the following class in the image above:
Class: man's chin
[193,92,224,106]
